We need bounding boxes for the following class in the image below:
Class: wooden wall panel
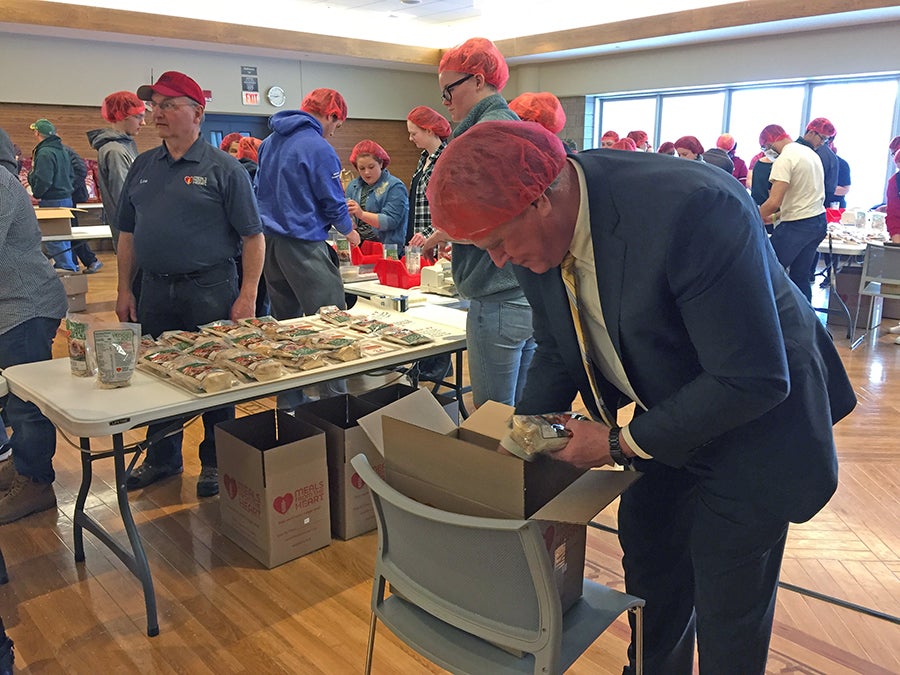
[0,102,420,191]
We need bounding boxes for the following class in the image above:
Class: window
[730,86,805,163]
[809,80,899,208]
[659,92,725,152]
[596,97,656,148]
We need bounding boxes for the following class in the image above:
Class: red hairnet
[601,130,619,143]
[612,138,637,151]
[890,136,900,153]
[439,38,509,90]
[427,120,566,241]
[508,92,566,134]
[407,106,452,140]
[657,141,676,155]
[350,139,391,169]
[626,130,648,146]
[101,91,145,123]
[759,124,790,146]
[806,117,836,137]
[301,88,348,121]
[237,136,262,163]
[220,133,243,152]
[674,136,704,156]
[716,133,736,151]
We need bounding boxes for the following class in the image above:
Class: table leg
[72,434,159,637]
[454,350,470,419]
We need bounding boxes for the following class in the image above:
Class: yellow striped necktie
[560,253,615,427]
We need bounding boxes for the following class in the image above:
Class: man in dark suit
[427,120,857,675]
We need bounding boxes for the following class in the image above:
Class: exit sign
[243,91,259,106]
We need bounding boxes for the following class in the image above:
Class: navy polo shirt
[118,137,262,274]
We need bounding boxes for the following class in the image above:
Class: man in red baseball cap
[117,71,265,497]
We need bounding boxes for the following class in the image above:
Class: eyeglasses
[147,99,197,113]
[440,73,475,103]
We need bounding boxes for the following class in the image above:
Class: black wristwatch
[609,427,633,468]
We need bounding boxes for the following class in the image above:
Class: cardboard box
[35,207,85,237]
[294,395,382,540]
[360,390,640,612]
[827,267,883,329]
[357,383,459,425]
[56,270,88,312]
[216,410,331,568]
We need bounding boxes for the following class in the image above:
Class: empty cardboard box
[359,390,640,612]
[216,410,330,568]
[294,394,383,540]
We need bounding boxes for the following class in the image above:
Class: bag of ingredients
[65,313,96,377]
[499,412,588,461]
[90,322,141,389]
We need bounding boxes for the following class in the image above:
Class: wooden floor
[1,251,898,674]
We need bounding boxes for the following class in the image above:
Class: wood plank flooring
[1,252,898,673]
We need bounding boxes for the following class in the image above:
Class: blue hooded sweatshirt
[255,110,352,241]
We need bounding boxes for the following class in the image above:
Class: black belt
[144,258,234,280]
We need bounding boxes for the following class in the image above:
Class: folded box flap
[531,468,641,524]
[358,387,456,454]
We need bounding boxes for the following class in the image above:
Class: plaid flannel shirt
[410,141,447,238]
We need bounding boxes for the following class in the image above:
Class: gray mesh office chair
[853,243,900,344]
[351,454,644,675]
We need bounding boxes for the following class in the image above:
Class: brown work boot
[0,459,15,494]
[0,473,57,525]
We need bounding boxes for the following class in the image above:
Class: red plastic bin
[351,241,384,265]
[374,258,421,289]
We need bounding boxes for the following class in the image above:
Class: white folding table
[3,305,466,636]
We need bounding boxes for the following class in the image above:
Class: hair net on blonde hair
[439,37,509,90]
[508,92,566,134]
[407,106,452,140]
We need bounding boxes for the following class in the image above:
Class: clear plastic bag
[499,412,588,461]
[90,322,141,389]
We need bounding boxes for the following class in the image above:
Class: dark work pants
[769,213,827,302]
[619,461,788,675]
[138,262,239,468]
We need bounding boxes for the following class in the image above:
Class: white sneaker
[888,325,900,334]
[895,336,900,345]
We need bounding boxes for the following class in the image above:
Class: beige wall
[2,19,900,121]
[0,33,438,120]
[513,20,900,96]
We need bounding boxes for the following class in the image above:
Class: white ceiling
[52,0,742,48]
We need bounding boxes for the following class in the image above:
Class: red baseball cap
[137,71,205,106]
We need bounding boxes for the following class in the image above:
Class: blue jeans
[0,317,61,483]
[139,262,239,468]
[466,298,536,407]
[769,213,827,302]
[39,197,78,271]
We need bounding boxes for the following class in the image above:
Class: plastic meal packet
[499,412,588,462]
[65,312,96,377]
[90,322,141,389]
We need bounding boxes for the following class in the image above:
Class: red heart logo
[273,493,293,514]
[224,474,237,499]
[542,525,556,553]
[184,176,193,185]
[351,472,366,490]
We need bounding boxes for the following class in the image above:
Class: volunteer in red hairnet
[87,90,146,250]
[426,119,855,675]
[626,129,650,151]
[674,135,705,161]
[508,92,566,134]
[345,139,408,248]
[717,133,748,186]
[612,137,637,151]
[424,36,535,407]
[405,105,451,248]
[220,132,243,157]
[600,130,619,148]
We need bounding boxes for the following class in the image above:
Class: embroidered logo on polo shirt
[184,176,208,186]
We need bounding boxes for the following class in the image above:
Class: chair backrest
[351,453,563,663]
[859,243,900,293]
